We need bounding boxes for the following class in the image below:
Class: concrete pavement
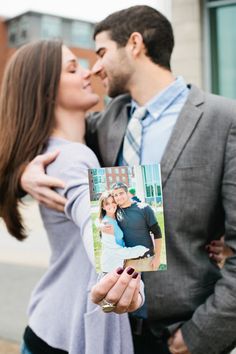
[0,199,49,353]
[0,339,19,354]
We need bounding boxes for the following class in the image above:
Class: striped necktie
[122,106,147,166]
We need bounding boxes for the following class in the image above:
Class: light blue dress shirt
[120,76,189,165]
[103,215,125,247]
[122,77,189,319]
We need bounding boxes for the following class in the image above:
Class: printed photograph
[88,164,167,273]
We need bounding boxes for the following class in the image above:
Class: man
[20,5,236,354]
[110,182,162,271]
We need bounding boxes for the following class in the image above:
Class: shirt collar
[131,76,189,120]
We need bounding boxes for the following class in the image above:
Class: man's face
[112,188,130,207]
[92,31,134,97]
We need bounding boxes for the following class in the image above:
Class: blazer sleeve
[181,118,236,354]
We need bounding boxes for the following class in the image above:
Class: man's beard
[106,68,131,98]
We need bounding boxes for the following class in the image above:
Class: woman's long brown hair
[98,191,115,222]
[0,40,62,240]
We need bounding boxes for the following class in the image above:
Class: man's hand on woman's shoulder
[20,150,67,211]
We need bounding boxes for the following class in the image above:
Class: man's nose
[91,60,103,76]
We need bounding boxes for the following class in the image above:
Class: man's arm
[20,150,67,211]
[20,110,103,211]
[144,205,162,270]
[151,238,162,270]
[180,117,236,354]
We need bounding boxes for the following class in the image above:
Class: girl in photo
[98,191,149,272]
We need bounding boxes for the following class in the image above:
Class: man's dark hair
[111,182,128,193]
[93,5,174,70]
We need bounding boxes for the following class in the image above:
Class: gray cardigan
[27,137,133,354]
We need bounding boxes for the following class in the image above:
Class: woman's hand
[91,267,142,314]
[206,236,234,268]
[168,329,191,354]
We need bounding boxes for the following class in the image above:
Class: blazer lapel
[161,85,205,187]
[98,97,131,167]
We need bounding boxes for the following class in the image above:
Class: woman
[0,40,141,354]
[98,191,149,272]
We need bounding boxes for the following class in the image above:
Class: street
[0,198,49,353]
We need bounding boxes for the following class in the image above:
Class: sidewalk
[0,199,49,350]
[0,339,19,354]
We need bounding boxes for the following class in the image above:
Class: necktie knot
[122,106,147,166]
[132,106,147,121]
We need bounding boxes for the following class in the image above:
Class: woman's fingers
[91,267,124,304]
[113,273,141,314]
[37,186,67,210]
[91,267,142,314]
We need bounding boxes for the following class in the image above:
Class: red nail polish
[126,267,135,275]
[132,272,139,279]
[116,267,124,275]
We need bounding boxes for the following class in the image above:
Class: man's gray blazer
[86,85,236,354]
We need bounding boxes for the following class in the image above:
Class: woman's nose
[82,67,92,78]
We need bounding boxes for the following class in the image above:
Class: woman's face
[102,196,117,216]
[56,46,99,111]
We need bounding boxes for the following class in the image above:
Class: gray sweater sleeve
[47,142,100,264]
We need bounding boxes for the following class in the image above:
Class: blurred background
[0,0,236,353]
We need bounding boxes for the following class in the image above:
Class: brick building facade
[0,11,105,110]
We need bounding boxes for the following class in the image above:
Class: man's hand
[100,223,114,235]
[168,329,191,354]
[21,150,67,211]
[206,236,234,268]
[91,267,142,314]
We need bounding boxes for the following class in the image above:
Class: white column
[152,0,172,20]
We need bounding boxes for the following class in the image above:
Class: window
[91,169,97,176]
[207,1,236,98]
[19,15,29,42]
[71,21,94,49]
[142,165,161,202]
[8,20,17,46]
[79,58,89,69]
[41,15,62,39]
